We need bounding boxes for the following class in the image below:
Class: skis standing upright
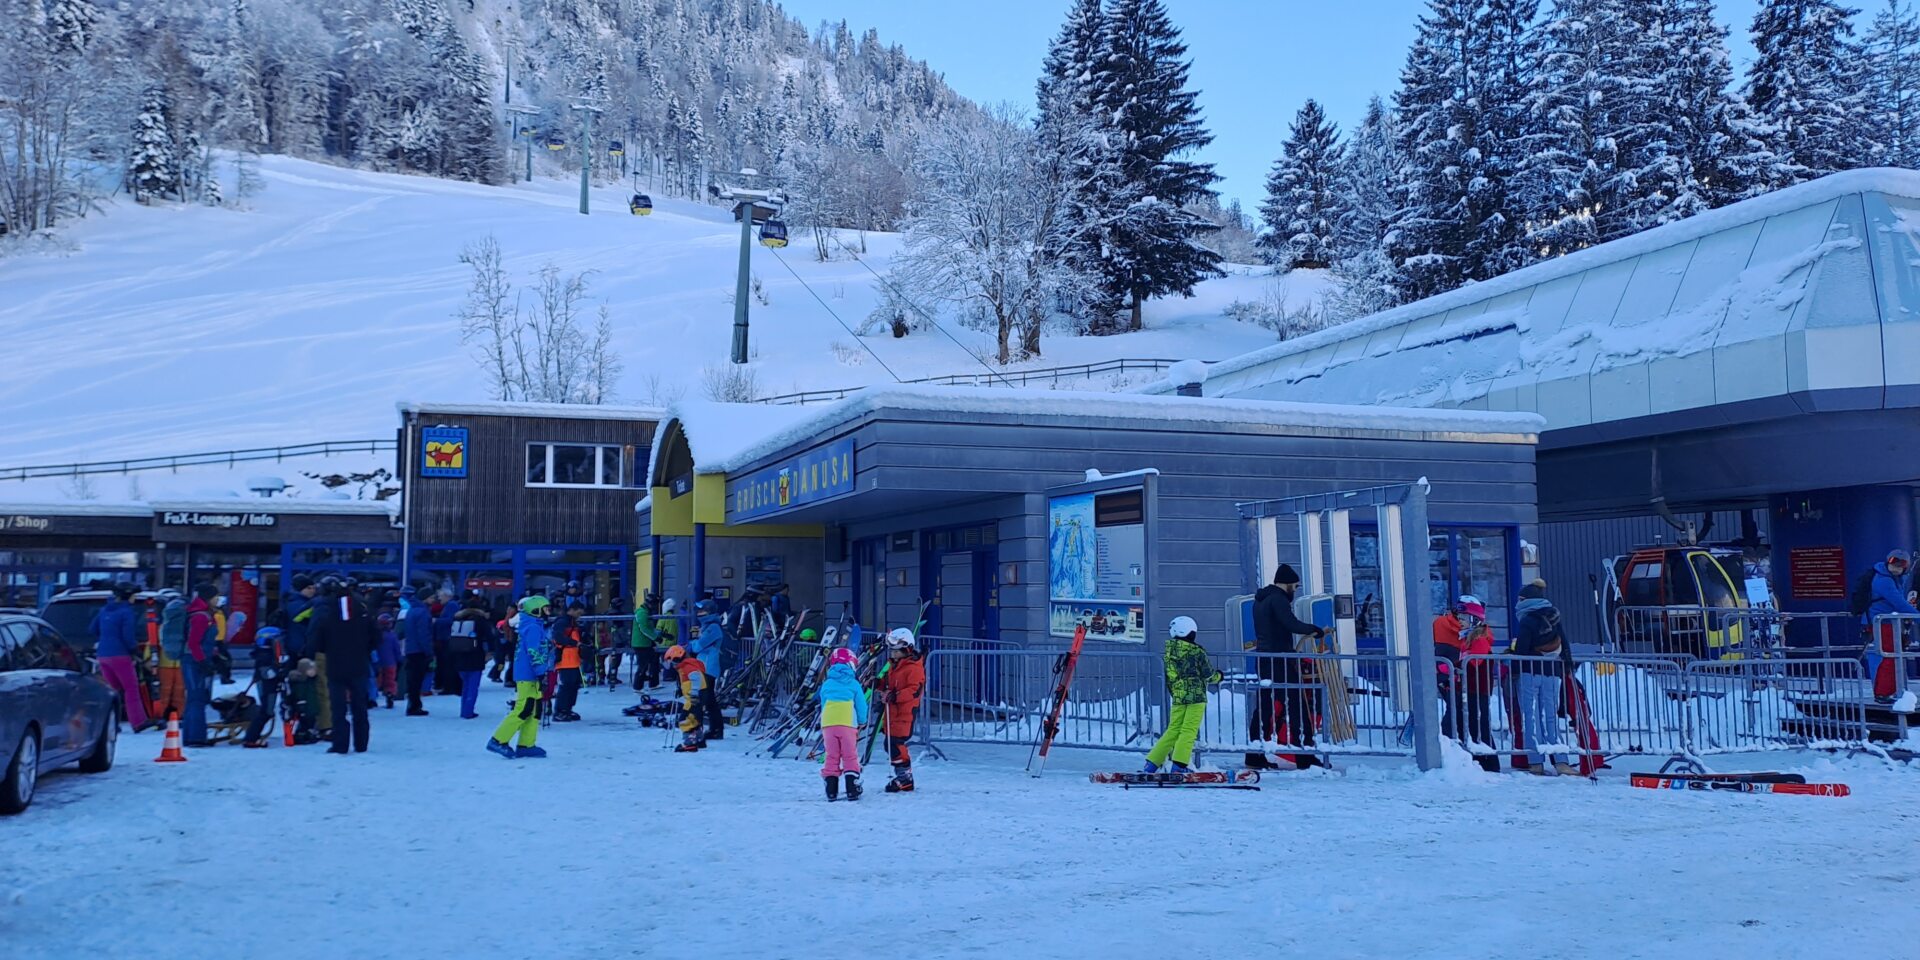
[1026,625,1088,777]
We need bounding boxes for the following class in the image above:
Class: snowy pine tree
[1653,0,1778,209]
[1036,0,1130,330]
[1258,99,1345,270]
[46,0,96,56]
[1389,0,1535,301]
[1863,0,1920,167]
[1328,96,1406,318]
[1092,0,1223,329]
[1745,0,1871,184]
[1517,0,1623,256]
[127,86,181,204]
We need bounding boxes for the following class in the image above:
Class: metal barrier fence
[1451,653,1873,771]
[1872,613,1920,711]
[1606,605,1866,661]
[915,649,1423,762]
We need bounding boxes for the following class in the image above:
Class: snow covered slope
[0,156,1285,497]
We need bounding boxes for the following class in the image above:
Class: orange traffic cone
[154,712,187,763]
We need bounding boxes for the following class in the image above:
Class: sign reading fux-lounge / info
[161,511,278,528]
[728,439,856,522]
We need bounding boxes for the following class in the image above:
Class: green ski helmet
[519,595,551,614]
[799,628,819,641]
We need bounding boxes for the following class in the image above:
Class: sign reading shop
[161,511,278,529]
[728,439,856,523]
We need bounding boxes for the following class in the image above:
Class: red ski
[1563,675,1605,776]
[1091,769,1261,786]
[1026,626,1087,777]
[1630,774,1849,797]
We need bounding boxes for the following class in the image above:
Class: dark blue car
[0,614,118,814]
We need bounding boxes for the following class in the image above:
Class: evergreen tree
[1745,0,1870,184]
[1517,0,1623,256]
[1093,0,1223,329]
[1654,0,1778,208]
[46,0,96,56]
[1035,0,1129,329]
[127,85,180,204]
[1328,95,1407,318]
[1863,0,1920,167]
[1258,99,1345,269]
[1389,0,1535,301]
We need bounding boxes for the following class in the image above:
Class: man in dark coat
[314,580,378,754]
[1248,563,1328,769]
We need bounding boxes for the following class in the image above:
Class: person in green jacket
[629,593,663,690]
[1143,616,1221,773]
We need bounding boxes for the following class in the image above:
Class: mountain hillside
[0,156,1293,499]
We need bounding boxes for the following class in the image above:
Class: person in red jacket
[1434,596,1499,773]
[876,629,926,793]
[182,582,220,747]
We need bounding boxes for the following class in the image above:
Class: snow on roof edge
[396,400,668,422]
[667,385,1541,477]
[1182,167,1920,388]
[0,501,154,518]
[0,498,398,517]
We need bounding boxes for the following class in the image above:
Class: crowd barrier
[1606,605,1866,661]
[909,643,1891,771]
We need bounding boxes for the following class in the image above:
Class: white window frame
[525,442,626,489]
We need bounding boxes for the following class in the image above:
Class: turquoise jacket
[818,662,870,728]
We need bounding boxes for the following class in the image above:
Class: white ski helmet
[662,598,677,614]
[1168,616,1198,639]
[886,628,916,650]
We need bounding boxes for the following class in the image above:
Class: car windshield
[40,599,104,644]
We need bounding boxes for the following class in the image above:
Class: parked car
[0,614,119,814]
[37,588,173,657]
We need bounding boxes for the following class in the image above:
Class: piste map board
[1047,488,1146,643]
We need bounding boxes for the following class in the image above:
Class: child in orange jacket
[876,629,926,793]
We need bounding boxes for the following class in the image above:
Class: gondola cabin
[758,219,789,248]
[1604,546,1751,660]
[628,194,653,216]
[607,140,625,157]
[545,136,566,151]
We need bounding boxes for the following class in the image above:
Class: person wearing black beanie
[1248,562,1327,769]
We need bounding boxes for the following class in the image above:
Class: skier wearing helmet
[817,647,870,800]
[876,628,926,793]
[1142,616,1221,774]
[664,643,716,753]
[487,596,554,759]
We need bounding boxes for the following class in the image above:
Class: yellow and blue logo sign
[421,426,468,478]
[729,439,855,522]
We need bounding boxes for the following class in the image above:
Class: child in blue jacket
[818,647,870,801]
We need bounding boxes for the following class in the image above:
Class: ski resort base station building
[1,392,1541,654]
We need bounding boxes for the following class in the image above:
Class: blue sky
[777,0,1776,211]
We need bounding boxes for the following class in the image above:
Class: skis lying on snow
[1091,769,1262,789]
[1629,773,1849,797]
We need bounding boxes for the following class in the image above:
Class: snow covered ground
[0,157,1288,500]
[5,684,1917,960]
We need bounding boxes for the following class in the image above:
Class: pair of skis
[1628,772,1850,797]
[1090,769,1262,791]
[1026,625,1088,777]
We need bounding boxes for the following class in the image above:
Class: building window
[526,442,627,489]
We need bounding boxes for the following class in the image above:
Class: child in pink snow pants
[818,647,870,801]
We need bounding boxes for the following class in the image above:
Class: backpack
[448,617,479,655]
[159,599,188,659]
[1849,570,1879,618]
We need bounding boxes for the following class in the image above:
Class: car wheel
[79,713,117,773]
[0,729,37,815]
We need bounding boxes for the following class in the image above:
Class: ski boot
[1170,761,1192,773]
[824,775,840,801]
[1244,752,1274,770]
[884,772,915,793]
[486,738,516,760]
[514,745,548,759]
[1141,759,1161,773]
[843,772,863,801]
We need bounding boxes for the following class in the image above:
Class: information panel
[1048,487,1146,642]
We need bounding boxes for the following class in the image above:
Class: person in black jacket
[314,580,378,754]
[1510,579,1576,776]
[1248,563,1329,770]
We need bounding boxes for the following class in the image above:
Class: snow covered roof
[397,400,668,422]
[1172,167,1920,434]
[663,385,1539,477]
[148,498,398,517]
[0,501,153,518]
